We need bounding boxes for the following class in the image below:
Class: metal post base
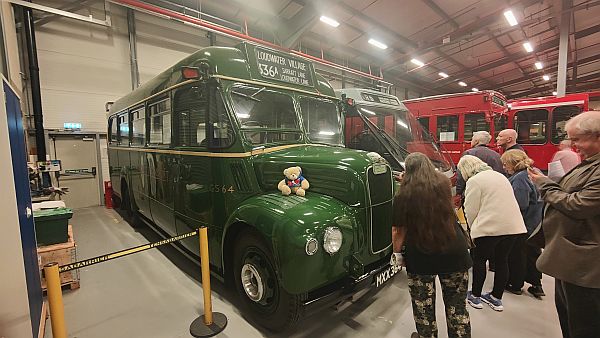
[189,312,227,337]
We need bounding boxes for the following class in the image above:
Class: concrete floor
[45,206,562,338]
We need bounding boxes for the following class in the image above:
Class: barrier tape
[58,229,199,273]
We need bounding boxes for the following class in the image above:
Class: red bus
[403,91,509,165]
[507,93,591,170]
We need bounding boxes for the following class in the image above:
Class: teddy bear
[277,166,310,196]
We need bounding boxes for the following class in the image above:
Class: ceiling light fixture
[368,38,388,49]
[410,58,425,67]
[543,75,550,81]
[552,91,558,95]
[438,72,449,78]
[534,61,543,70]
[504,10,518,26]
[523,42,534,53]
[472,88,479,92]
[319,15,340,28]
[458,81,467,87]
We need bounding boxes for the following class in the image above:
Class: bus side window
[207,85,234,149]
[464,113,489,141]
[514,109,548,144]
[109,116,118,144]
[552,105,581,144]
[148,97,171,146]
[174,85,207,147]
[131,106,145,146]
[436,115,458,141]
[118,113,130,146]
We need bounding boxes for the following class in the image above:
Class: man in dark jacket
[456,131,505,197]
[497,129,525,152]
[529,111,600,338]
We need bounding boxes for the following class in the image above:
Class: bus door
[147,96,177,236]
[172,83,213,253]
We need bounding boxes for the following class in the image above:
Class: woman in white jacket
[457,155,527,312]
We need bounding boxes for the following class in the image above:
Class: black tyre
[233,230,305,332]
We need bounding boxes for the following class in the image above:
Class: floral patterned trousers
[407,271,471,338]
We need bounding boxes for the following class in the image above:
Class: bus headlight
[323,227,343,254]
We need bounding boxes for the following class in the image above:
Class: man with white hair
[550,139,581,175]
[456,131,505,198]
[497,129,524,152]
[528,111,600,338]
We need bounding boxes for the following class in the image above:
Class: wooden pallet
[38,225,80,291]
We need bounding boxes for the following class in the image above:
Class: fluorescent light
[504,10,518,26]
[319,15,339,27]
[523,42,533,53]
[438,72,449,78]
[472,88,479,92]
[458,81,467,87]
[368,38,388,49]
[552,91,558,95]
[318,131,335,136]
[410,58,425,67]
[543,75,550,81]
[534,61,543,70]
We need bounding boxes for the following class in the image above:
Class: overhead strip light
[534,61,543,70]
[438,72,449,78]
[472,88,479,92]
[523,42,534,53]
[410,58,425,67]
[552,91,558,95]
[504,10,518,26]
[368,38,388,50]
[319,15,340,28]
[543,75,550,81]
[458,81,467,87]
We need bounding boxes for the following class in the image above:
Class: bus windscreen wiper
[357,111,409,168]
[232,89,262,102]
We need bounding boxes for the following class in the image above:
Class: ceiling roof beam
[509,71,600,98]
[421,0,459,29]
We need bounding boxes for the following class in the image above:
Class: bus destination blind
[255,47,314,87]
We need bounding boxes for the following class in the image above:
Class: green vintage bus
[107,42,397,330]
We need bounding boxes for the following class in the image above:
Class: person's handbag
[458,207,475,249]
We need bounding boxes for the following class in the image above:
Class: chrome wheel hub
[241,263,264,302]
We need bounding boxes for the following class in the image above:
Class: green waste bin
[33,207,73,246]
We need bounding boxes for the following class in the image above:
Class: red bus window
[494,115,507,137]
[514,109,548,144]
[437,115,458,141]
[551,105,581,144]
[464,113,489,141]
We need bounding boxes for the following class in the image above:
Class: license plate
[374,264,401,288]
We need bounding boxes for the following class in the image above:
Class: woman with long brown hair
[391,152,472,337]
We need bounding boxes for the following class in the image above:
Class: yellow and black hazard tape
[58,229,199,273]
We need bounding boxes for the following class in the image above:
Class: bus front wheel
[233,230,304,332]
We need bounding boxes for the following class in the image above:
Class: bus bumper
[301,256,400,316]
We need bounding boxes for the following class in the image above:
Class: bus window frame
[130,104,146,147]
[206,82,236,150]
[172,83,210,149]
[117,111,130,146]
[513,108,549,145]
[109,115,118,145]
[436,114,459,142]
[550,105,582,145]
[463,112,489,142]
[147,95,172,148]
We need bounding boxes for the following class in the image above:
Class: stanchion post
[44,262,67,338]
[190,227,227,337]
